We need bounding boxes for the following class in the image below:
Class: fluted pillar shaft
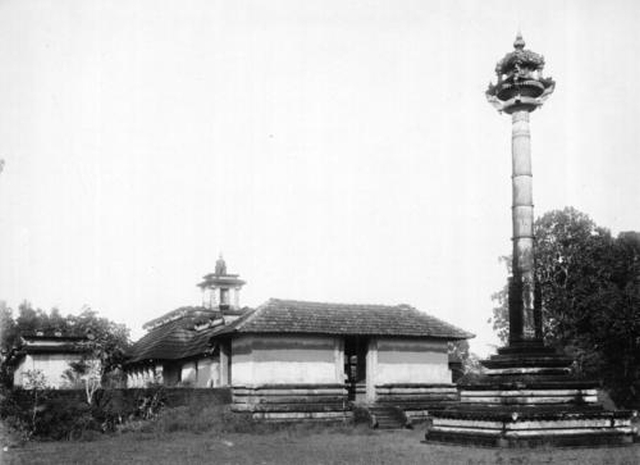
[510,110,540,343]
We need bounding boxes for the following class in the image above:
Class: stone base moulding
[231,384,350,422]
[426,409,637,447]
[425,342,638,447]
[375,383,459,423]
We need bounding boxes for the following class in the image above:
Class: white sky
[1,1,639,356]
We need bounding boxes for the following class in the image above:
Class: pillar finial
[514,31,525,50]
[486,33,555,114]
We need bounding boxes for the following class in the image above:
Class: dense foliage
[490,207,640,407]
[0,385,170,442]
[0,303,131,387]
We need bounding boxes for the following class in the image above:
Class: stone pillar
[155,364,164,384]
[510,110,538,343]
[209,287,217,309]
[366,338,378,402]
[220,343,230,386]
[233,287,240,308]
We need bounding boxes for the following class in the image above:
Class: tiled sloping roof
[142,306,221,330]
[221,299,473,340]
[7,337,90,366]
[126,313,229,365]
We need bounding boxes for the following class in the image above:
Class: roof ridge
[229,298,473,339]
[268,298,410,309]
[228,300,269,331]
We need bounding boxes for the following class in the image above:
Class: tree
[66,307,130,378]
[62,359,102,404]
[448,340,485,381]
[490,207,640,407]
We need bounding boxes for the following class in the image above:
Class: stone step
[368,405,407,430]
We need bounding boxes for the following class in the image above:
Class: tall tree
[67,307,130,376]
[490,207,640,407]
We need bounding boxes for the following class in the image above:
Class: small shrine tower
[197,255,246,313]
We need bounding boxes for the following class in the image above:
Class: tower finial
[514,31,525,50]
[215,253,227,275]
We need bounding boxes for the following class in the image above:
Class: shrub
[44,398,101,440]
[130,404,364,437]
[134,384,166,420]
[0,388,104,441]
[351,403,373,426]
[141,404,253,435]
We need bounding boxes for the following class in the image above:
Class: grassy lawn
[2,426,639,465]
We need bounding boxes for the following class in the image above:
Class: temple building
[124,256,248,388]
[124,257,473,422]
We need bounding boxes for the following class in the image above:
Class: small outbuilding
[11,335,92,389]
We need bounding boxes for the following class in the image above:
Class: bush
[0,387,103,441]
[139,404,255,435]
[37,397,98,440]
[351,403,373,426]
[133,384,166,420]
[0,385,50,441]
[130,403,365,437]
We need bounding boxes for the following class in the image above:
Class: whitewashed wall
[193,357,219,387]
[181,361,197,385]
[374,338,451,385]
[231,334,340,386]
[13,353,86,388]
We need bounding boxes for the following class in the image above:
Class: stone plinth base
[427,408,635,447]
[375,383,459,423]
[426,343,637,447]
[231,384,349,422]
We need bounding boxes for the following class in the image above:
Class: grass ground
[2,425,639,465]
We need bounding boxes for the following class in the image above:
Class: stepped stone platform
[426,342,637,447]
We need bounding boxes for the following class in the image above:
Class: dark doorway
[344,336,368,401]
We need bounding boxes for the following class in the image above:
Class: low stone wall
[9,387,231,415]
[232,384,349,422]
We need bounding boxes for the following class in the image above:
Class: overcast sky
[1,1,639,355]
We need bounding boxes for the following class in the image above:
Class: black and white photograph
[0,1,638,463]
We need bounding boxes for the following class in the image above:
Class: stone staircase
[369,405,409,430]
